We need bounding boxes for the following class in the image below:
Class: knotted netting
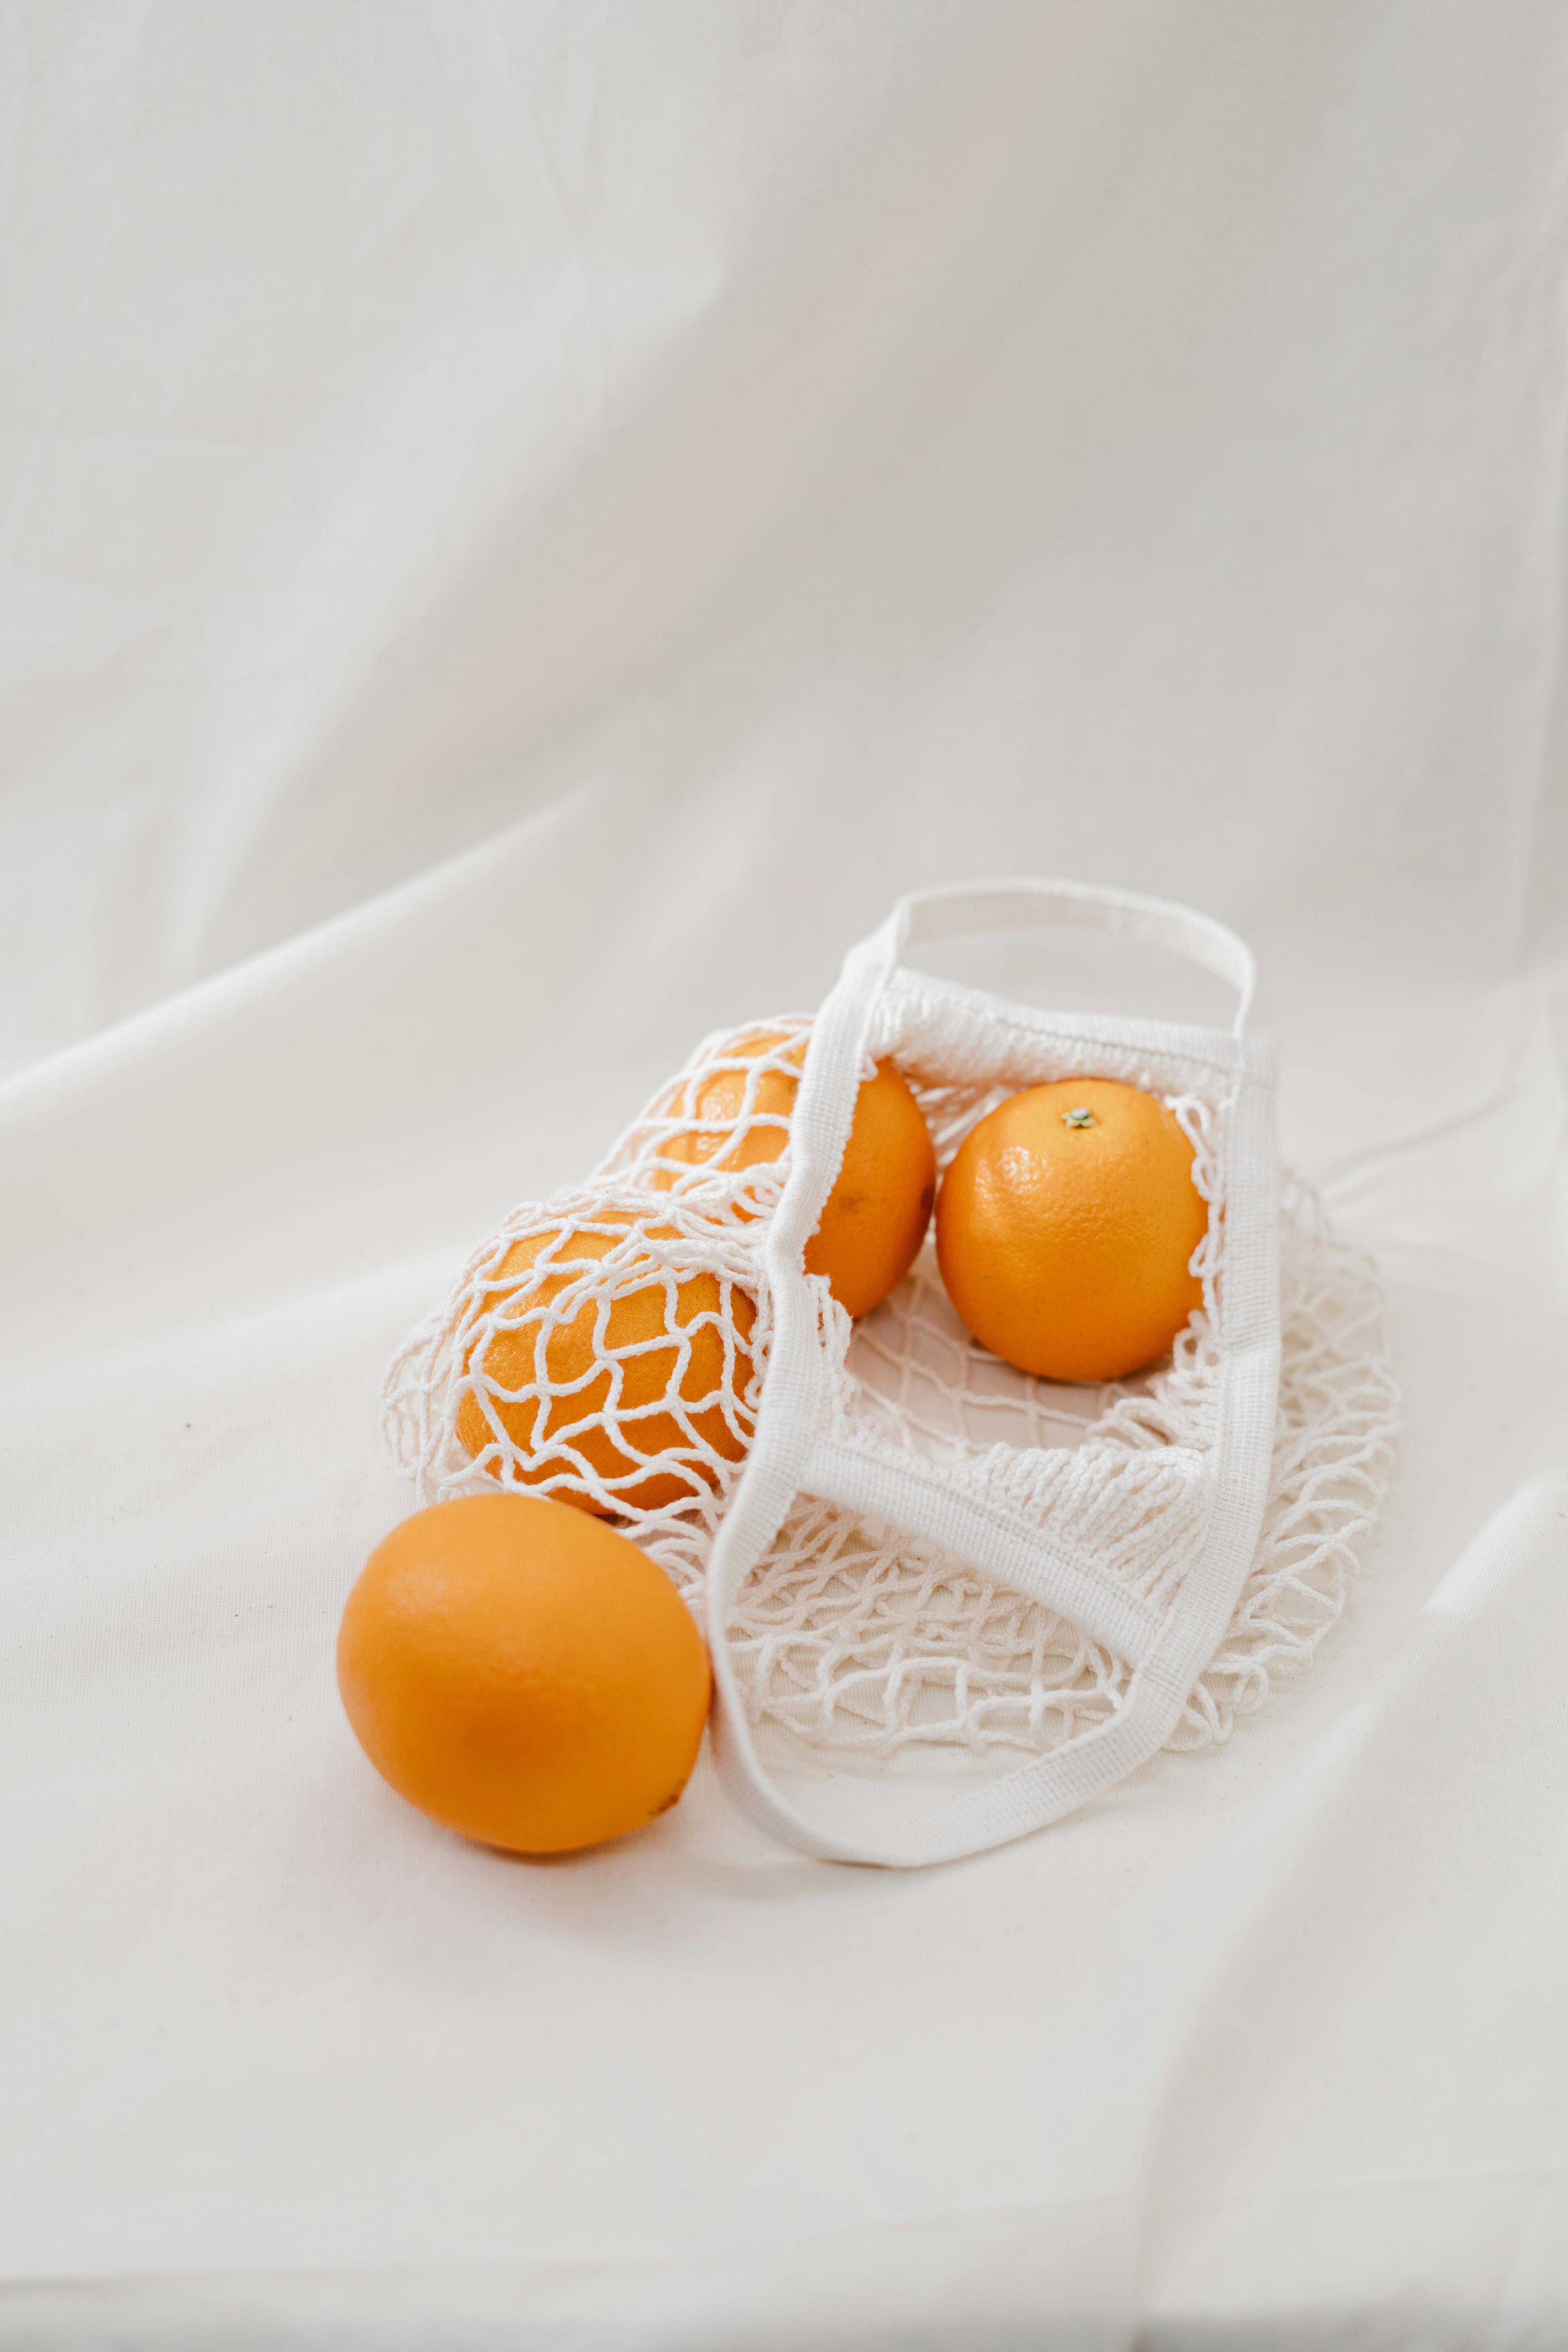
[383,1013,1398,1765]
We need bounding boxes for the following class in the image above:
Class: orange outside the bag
[935,1077,1207,1384]
[653,1030,936,1319]
[337,1494,711,1855]
[456,1211,755,1514]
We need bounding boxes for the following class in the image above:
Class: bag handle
[703,879,1276,1866]
[875,877,1255,1037]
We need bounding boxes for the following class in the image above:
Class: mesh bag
[385,1028,817,1521]
[384,881,1398,1866]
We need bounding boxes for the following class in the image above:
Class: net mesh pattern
[383,1013,1398,1762]
[383,1026,814,1518]
[383,1184,773,1520]
[725,1174,1396,1755]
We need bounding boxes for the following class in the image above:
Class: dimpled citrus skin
[455,1213,755,1515]
[656,1033,936,1318]
[935,1078,1207,1383]
[337,1495,711,1854]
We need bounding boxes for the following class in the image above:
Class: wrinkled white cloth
[2,4,1567,2345]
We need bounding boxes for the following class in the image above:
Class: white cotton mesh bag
[384,879,1398,1869]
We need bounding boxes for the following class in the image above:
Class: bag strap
[874,877,1255,1036]
[703,879,1276,1866]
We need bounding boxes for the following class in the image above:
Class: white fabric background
[3,4,1567,2343]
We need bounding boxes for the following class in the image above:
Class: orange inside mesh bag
[455,1209,759,1516]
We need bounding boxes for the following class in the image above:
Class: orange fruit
[806,1059,939,1318]
[456,1210,755,1515]
[337,1494,710,1854]
[651,1029,936,1318]
[935,1078,1207,1383]
[652,1026,803,1183]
